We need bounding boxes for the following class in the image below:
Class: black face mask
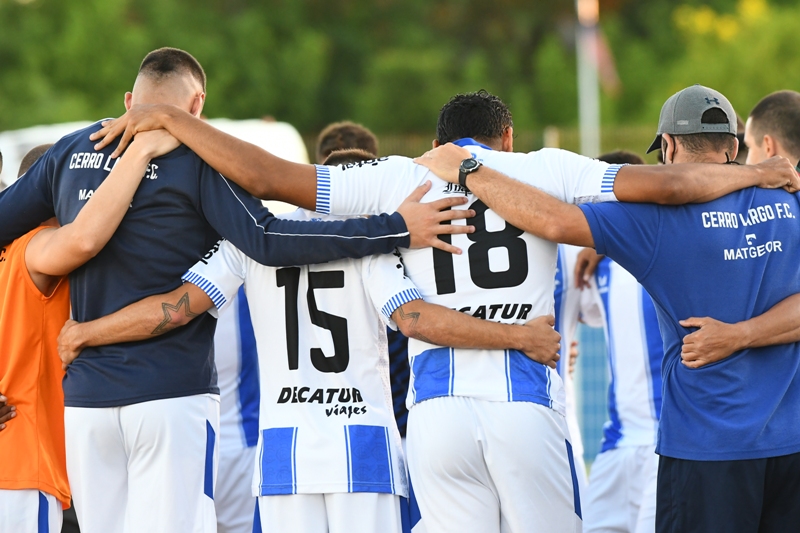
[725,152,740,165]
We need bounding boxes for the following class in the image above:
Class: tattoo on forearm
[397,305,435,344]
[397,305,420,328]
[152,292,200,335]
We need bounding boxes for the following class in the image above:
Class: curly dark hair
[436,90,513,145]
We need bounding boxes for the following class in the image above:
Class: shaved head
[126,47,206,115]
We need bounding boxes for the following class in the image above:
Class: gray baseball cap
[646,84,737,153]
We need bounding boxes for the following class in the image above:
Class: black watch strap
[458,158,481,191]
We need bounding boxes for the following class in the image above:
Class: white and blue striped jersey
[593,258,662,452]
[315,139,622,415]
[554,244,602,462]
[214,288,260,452]
[186,209,415,498]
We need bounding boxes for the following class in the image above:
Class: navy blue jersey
[581,188,800,461]
[0,121,410,408]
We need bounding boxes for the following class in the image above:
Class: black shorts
[656,452,800,533]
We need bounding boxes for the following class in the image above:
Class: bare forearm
[159,107,317,207]
[27,146,152,276]
[466,167,594,247]
[736,293,800,349]
[393,299,528,350]
[71,287,210,349]
[614,163,766,205]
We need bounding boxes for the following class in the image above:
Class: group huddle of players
[1,46,799,533]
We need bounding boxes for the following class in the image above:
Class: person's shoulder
[329,155,414,174]
[54,120,110,149]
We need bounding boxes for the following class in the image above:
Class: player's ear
[190,92,206,118]
[662,133,676,165]
[501,126,514,153]
[730,137,739,161]
[124,92,133,111]
[432,139,440,148]
[763,134,777,158]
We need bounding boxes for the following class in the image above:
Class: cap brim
[646,134,662,154]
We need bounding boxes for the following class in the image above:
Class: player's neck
[673,152,728,165]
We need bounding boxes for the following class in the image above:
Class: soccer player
[0,133,178,533]
[92,87,799,533]
[57,151,560,533]
[212,287,260,533]
[415,85,800,533]
[0,48,470,533]
[744,90,800,168]
[316,122,379,163]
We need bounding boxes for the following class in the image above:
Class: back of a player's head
[316,122,378,163]
[138,47,206,92]
[664,108,737,156]
[598,150,645,166]
[322,148,376,166]
[748,90,800,159]
[18,144,53,178]
[436,90,513,145]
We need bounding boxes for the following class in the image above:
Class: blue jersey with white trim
[186,210,414,497]
[582,188,800,461]
[0,122,411,407]
[593,258,662,452]
[315,141,621,413]
[214,288,260,451]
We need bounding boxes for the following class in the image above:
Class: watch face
[462,158,479,171]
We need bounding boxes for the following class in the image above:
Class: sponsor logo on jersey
[455,302,533,320]
[78,189,95,201]
[0,246,6,263]
[723,239,783,261]
[442,183,469,195]
[339,157,389,170]
[277,386,368,418]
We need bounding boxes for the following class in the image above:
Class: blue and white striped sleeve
[362,252,422,329]
[525,148,624,205]
[182,240,246,318]
[314,156,420,216]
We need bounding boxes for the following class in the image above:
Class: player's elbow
[72,235,105,261]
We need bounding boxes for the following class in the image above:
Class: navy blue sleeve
[579,202,662,281]
[0,149,56,245]
[197,164,411,267]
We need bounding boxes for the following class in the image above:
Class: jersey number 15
[276,267,350,374]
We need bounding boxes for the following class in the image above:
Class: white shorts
[64,393,220,533]
[256,492,402,533]
[215,444,257,533]
[406,396,582,533]
[0,489,62,533]
[565,398,588,494]
[584,445,658,533]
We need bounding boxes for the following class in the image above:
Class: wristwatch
[458,157,482,192]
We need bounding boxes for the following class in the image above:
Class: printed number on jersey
[433,200,529,294]
[276,267,349,373]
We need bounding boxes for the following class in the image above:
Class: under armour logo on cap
[705,97,720,105]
